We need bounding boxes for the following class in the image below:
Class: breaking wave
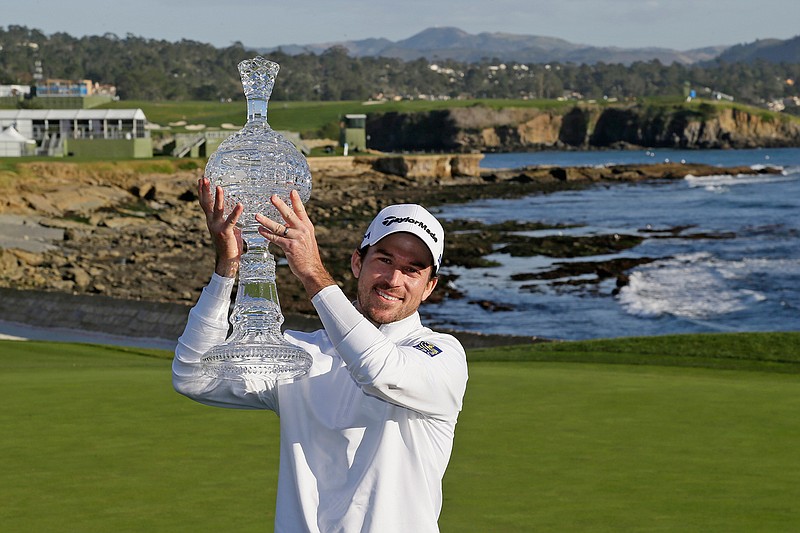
[616,252,800,319]
[683,170,793,191]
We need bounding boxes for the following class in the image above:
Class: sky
[5,0,800,51]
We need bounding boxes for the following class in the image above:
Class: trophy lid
[239,56,280,100]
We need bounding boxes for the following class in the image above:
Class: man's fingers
[258,224,282,241]
[255,213,278,232]
[270,193,290,219]
[214,185,225,213]
[289,190,308,219]
[198,178,212,208]
[227,202,244,226]
[270,191,308,224]
[256,192,308,242]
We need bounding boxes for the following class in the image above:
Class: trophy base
[201,341,312,381]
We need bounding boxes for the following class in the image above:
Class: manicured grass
[102,98,573,136]
[444,361,800,532]
[468,332,800,373]
[1,333,799,531]
[101,97,798,139]
[1,342,280,532]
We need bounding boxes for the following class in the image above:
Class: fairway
[444,362,800,532]
[1,337,799,532]
[104,98,572,136]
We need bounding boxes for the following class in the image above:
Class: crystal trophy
[201,56,313,381]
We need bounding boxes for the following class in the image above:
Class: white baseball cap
[360,204,445,272]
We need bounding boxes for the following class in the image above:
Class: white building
[0,109,151,158]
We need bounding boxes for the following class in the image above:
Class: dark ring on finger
[283,226,290,237]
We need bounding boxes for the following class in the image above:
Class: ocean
[422,148,800,340]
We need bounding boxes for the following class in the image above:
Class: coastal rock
[0,158,783,322]
[10,249,44,266]
[48,186,130,214]
[130,182,158,200]
[366,104,800,152]
[548,167,586,181]
[0,250,20,276]
[372,155,452,181]
[308,154,484,181]
[517,113,562,146]
[22,193,60,215]
[472,300,514,312]
[67,266,92,289]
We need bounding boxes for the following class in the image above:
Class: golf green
[1,339,798,532]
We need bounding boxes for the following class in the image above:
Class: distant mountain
[258,26,730,66]
[272,37,394,57]
[715,35,800,63]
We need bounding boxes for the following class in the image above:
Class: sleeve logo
[413,341,442,357]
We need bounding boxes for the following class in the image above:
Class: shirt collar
[377,311,423,342]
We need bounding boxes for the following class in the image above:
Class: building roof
[0,109,147,121]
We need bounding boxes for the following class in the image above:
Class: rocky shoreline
[367,105,800,152]
[0,156,782,346]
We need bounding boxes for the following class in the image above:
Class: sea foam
[616,252,773,319]
[684,171,791,189]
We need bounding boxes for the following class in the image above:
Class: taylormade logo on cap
[381,215,439,243]
[360,204,445,271]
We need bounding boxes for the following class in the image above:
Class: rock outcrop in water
[366,104,800,152]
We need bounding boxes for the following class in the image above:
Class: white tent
[0,126,36,157]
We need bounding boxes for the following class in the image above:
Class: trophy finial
[238,56,280,100]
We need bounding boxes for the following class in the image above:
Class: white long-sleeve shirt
[173,274,468,533]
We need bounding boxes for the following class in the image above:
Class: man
[173,178,468,533]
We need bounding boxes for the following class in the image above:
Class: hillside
[716,34,800,64]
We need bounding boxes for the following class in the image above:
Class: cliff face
[366,104,800,152]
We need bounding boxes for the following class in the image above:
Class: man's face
[351,232,438,325]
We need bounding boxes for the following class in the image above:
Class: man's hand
[198,177,244,278]
[256,190,336,298]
